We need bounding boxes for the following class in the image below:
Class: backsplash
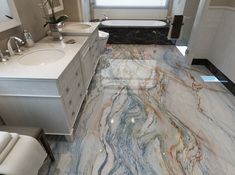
[0,0,64,50]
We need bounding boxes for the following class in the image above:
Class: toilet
[98,31,109,54]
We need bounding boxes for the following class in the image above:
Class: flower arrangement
[41,0,68,27]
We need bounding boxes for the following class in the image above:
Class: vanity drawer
[89,29,98,47]
[69,85,85,125]
[63,74,84,126]
[80,47,93,90]
[58,55,82,96]
[0,79,59,96]
[62,61,84,106]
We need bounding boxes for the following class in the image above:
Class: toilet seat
[99,31,109,39]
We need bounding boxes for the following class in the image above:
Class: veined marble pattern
[39,45,235,175]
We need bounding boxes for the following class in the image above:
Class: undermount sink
[63,23,92,31]
[18,49,65,66]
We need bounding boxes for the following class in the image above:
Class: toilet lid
[99,31,109,38]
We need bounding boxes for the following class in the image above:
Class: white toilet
[98,31,109,54]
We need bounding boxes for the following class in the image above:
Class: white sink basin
[63,23,92,31]
[18,49,65,66]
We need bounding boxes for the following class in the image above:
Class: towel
[0,135,47,175]
[0,133,19,164]
[0,132,12,154]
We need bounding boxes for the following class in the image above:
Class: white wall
[191,7,223,59]
[93,8,167,19]
[208,7,235,82]
[171,0,186,15]
[187,0,211,63]
[180,0,200,45]
[190,5,235,83]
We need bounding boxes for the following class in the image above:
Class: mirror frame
[47,0,64,14]
[0,0,21,32]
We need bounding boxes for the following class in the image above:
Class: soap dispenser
[23,30,35,47]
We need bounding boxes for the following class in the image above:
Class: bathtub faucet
[100,14,108,22]
[165,16,172,24]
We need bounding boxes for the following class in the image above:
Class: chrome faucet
[99,14,108,22]
[165,16,172,25]
[7,36,25,56]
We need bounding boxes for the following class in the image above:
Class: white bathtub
[101,20,167,27]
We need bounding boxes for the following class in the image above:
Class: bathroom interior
[0,0,234,174]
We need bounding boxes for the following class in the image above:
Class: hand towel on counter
[0,133,19,164]
[0,135,47,175]
[0,132,12,154]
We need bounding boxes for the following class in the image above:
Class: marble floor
[39,44,235,175]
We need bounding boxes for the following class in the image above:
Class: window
[95,0,168,8]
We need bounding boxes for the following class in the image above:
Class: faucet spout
[99,14,108,22]
[7,36,25,56]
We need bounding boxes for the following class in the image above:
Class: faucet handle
[0,50,9,62]
[0,50,4,58]
[14,41,23,55]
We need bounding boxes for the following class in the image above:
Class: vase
[49,22,63,40]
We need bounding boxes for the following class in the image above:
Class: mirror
[0,0,21,32]
[46,0,64,15]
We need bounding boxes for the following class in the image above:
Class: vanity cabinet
[89,30,100,72]
[0,30,100,140]
[81,29,99,90]
[58,53,85,128]
[0,52,86,137]
[80,43,93,90]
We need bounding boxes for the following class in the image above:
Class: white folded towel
[0,132,12,154]
[0,133,19,164]
[0,135,47,175]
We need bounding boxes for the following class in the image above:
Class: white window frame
[94,0,169,9]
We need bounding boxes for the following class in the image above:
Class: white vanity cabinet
[81,29,99,90]
[80,43,93,90]
[0,30,101,140]
[58,52,86,128]
[89,29,100,72]
[0,52,86,138]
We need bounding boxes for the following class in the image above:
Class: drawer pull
[72,111,75,116]
[77,83,80,88]
[66,87,70,93]
[69,100,72,105]
[75,71,78,76]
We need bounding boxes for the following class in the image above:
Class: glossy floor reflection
[39,45,235,175]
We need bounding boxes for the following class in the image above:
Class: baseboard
[192,59,235,96]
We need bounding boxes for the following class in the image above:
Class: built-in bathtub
[99,20,173,45]
[101,20,167,27]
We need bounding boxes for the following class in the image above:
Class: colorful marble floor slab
[39,45,235,175]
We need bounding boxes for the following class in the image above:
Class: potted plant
[42,0,68,40]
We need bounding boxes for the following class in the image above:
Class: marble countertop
[0,36,88,80]
[62,22,100,36]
